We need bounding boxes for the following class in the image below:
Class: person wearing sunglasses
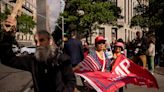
[73,36,112,91]
[74,36,112,72]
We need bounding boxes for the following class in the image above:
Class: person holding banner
[73,36,112,91]
[73,36,112,72]
[74,36,158,92]
[112,42,125,92]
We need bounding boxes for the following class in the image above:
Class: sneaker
[151,72,154,75]
[156,65,160,68]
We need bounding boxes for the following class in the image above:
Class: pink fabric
[115,42,124,49]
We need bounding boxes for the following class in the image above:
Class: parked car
[12,45,20,54]
[20,46,36,55]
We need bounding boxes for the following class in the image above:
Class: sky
[47,0,65,32]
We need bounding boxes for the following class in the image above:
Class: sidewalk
[154,67,164,75]
[0,63,32,92]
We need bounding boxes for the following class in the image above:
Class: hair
[136,31,141,36]
[34,30,51,40]
[117,38,124,43]
[69,31,76,38]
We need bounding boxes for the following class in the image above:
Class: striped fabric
[79,54,100,72]
[75,54,159,92]
[76,50,111,73]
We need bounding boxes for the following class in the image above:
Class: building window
[128,30,130,41]
[128,0,130,24]
[131,31,133,41]
[124,0,126,23]
[16,34,20,40]
[131,0,132,21]
[98,27,105,37]
[26,2,30,8]
[125,29,127,42]
[112,28,117,40]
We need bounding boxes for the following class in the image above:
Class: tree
[53,0,122,43]
[17,14,36,34]
[130,0,164,43]
[0,5,36,34]
[130,4,149,29]
[131,0,164,31]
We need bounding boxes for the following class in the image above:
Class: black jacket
[0,34,76,92]
[64,38,84,66]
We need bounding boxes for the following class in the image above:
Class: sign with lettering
[75,54,159,92]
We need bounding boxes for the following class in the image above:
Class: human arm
[147,43,155,56]
[72,63,82,72]
[0,17,32,71]
[79,41,84,61]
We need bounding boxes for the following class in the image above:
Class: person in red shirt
[73,36,112,91]
[74,36,111,72]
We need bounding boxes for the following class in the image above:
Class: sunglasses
[97,41,105,44]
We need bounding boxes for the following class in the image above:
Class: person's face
[34,34,53,62]
[84,42,89,48]
[34,34,50,47]
[114,46,122,53]
[136,32,141,38]
[96,41,106,51]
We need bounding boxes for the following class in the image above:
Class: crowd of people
[0,16,160,92]
[71,31,158,91]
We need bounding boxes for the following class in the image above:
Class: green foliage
[0,6,10,21]
[0,6,36,34]
[17,14,36,34]
[56,0,122,39]
[130,0,164,31]
[130,15,149,28]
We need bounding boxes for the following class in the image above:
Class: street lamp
[60,0,65,48]
[61,16,64,48]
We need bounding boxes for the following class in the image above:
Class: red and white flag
[75,54,159,92]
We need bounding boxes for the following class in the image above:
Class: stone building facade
[89,0,148,44]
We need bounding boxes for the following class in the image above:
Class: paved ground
[0,63,164,92]
[0,64,32,92]
[154,67,164,75]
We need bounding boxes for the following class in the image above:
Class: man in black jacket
[0,17,76,92]
[131,31,148,68]
[64,31,84,67]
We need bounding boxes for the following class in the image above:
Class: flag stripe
[87,55,100,70]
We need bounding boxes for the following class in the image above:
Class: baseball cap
[95,36,106,43]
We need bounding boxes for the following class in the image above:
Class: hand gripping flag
[75,54,159,92]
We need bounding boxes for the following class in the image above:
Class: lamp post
[61,16,64,48]
[60,0,65,48]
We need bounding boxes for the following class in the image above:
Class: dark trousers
[118,87,123,92]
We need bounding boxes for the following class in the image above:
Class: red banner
[75,54,158,92]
